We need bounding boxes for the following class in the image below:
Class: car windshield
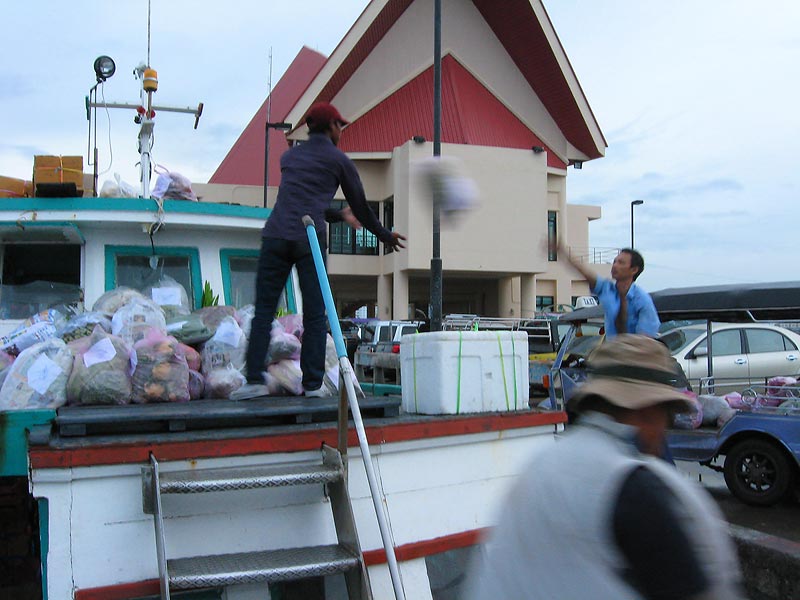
[659,328,704,353]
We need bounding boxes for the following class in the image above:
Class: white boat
[0,191,564,600]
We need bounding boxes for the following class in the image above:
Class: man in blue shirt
[562,245,659,337]
[237,102,406,399]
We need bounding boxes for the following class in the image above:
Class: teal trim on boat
[0,221,85,243]
[219,248,259,306]
[219,248,297,312]
[0,409,55,476]
[104,245,203,309]
[0,197,272,220]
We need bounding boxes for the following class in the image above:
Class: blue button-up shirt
[263,133,393,244]
[591,276,660,337]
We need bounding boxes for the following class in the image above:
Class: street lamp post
[630,199,644,248]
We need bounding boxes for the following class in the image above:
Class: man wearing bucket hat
[467,335,742,600]
[238,102,406,400]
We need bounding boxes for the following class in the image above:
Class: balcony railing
[567,246,620,265]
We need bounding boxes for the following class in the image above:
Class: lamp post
[630,199,644,248]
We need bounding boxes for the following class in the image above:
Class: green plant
[201,280,219,307]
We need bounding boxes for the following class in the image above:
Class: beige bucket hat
[569,334,694,412]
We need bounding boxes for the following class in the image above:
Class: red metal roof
[339,55,566,169]
[209,47,326,186]
[310,0,602,161]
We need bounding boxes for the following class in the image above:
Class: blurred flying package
[414,156,479,223]
[33,155,84,196]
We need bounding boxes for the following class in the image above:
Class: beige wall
[198,139,606,319]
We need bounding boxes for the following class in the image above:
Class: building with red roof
[205,0,610,319]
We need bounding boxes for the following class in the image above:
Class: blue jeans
[245,235,327,391]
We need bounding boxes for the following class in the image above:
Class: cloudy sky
[4,1,799,291]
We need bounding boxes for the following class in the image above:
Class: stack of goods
[0,276,351,411]
[32,155,84,197]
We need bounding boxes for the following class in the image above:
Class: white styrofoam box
[400,331,529,414]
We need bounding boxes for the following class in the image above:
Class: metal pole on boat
[303,215,406,600]
[430,0,443,331]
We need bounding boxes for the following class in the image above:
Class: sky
[3,1,799,292]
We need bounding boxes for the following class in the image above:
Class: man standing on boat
[237,102,406,400]
[561,243,660,337]
[466,335,743,600]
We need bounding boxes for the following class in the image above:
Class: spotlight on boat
[93,56,116,82]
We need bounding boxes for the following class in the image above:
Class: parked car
[659,323,800,394]
[338,318,364,362]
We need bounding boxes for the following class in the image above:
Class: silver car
[659,323,800,393]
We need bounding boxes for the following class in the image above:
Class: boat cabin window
[0,243,82,318]
[106,246,200,310]
[220,249,292,311]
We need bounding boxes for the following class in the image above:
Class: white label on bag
[83,337,117,369]
[27,354,63,395]
[151,287,182,306]
[214,320,242,347]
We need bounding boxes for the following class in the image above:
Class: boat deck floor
[51,394,401,440]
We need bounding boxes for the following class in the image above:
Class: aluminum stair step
[158,462,344,494]
[168,543,361,589]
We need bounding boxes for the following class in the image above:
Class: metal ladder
[142,443,371,599]
[140,215,406,600]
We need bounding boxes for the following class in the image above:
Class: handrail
[303,215,405,600]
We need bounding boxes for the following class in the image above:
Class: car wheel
[723,439,795,506]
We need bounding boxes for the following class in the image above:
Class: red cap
[304,102,349,128]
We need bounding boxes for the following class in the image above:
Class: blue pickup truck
[548,281,800,506]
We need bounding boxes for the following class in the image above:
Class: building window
[105,246,201,309]
[383,201,394,255]
[547,211,557,261]
[536,295,554,312]
[329,201,380,256]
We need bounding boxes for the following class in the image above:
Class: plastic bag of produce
[166,313,213,345]
[266,320,301,364]
[277,313,304,341]
[0,308,67,355]
[200,316,246,375]
[141,274,190,318]
[57,311,112,344]
[0,338,73,410]
[92,287,147,317]
[724,391,749,410]
[766,376,797,399]
[698,395,731,427]
[194,306,239,333]
[178,343,201,372]
[267,359,303,396]
[672,394,702,429]
[238,305,255,339]
[131,330,190,403]
[0,351,15,390]
[151,169,197,201]
[66,326,132,405]
[111,296,167,346]
[204,365,246,399]
[188,369,205,400]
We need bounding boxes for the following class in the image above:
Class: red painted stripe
[30,411,565,469]
[75,579,160,600]
[74,528,490,599]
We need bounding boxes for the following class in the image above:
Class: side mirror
[692,347,708,359]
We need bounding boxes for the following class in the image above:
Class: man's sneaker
[230,383,269,400]
[304,387,333,398]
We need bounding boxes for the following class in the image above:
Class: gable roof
[339,54,566,169]
[209,46,326,186]
[286,0,605,163]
